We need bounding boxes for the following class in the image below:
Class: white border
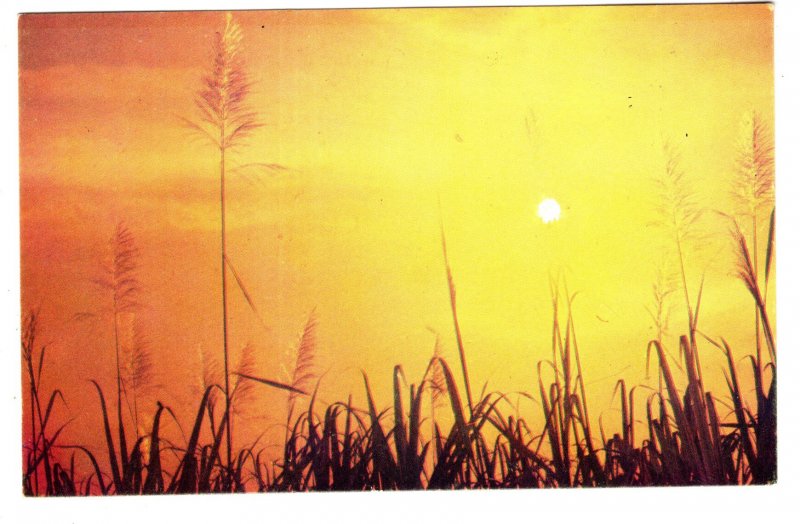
[4,1,798,522]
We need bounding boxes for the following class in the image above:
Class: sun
[537,198,561,224]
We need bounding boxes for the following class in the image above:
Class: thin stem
[430,389,435,453]
[32,366,52,494]
[113,306,122,424]
[112,299,128,483]
[752,214,763,377]
[29,371,38,494]
[220,137,233,478]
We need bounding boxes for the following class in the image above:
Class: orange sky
[19,5,774,470]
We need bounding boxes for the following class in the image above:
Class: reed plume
[187,13,261,153]
[646,263,676,347]
[227,342,258,451]
[232,343,258,416]
[194,344,220,417]
[285,311,318,433]
[655,141,703,242]
[732,112,774,219]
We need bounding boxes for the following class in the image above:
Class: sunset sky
[18,4,774,466]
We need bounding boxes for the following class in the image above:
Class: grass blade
[90,381,122,493]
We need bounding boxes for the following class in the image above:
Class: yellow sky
[19,4,774,457]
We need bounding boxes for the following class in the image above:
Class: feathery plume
[731,111,774,219]
[653,141,703,248]
[189,13,261,151]
[232,342,258,416]
[286,311,317,425]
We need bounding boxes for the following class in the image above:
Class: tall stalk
[220,117,232,476]
[654,141,704,382]
[96,222,140,475]
[185,13,261,476]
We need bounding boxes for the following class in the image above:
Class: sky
[16,1,778,493]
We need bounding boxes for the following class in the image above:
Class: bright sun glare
[537,198,561,224]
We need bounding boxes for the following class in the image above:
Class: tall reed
[88,221,142,482]
[651,140,711,428]
[731,111,775,373]
[725,214,776,482]
[185,13,262,476]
